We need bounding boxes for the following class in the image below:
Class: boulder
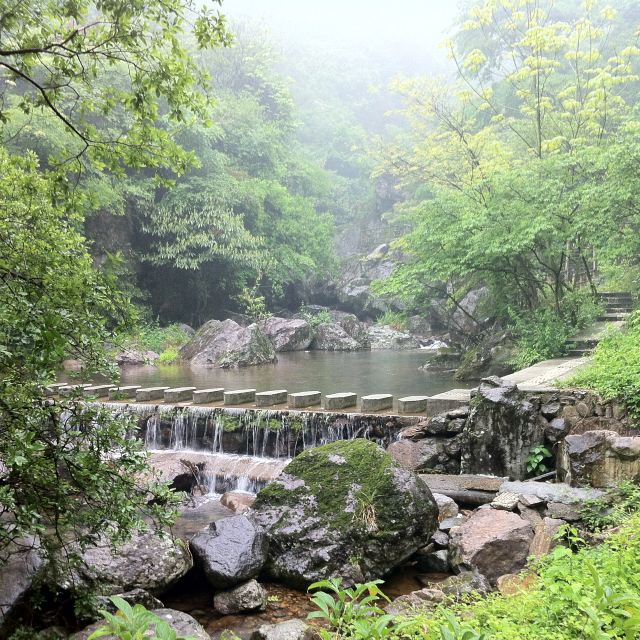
[449,509,534,585]
[461,377,547,480]
[190,515,267,589]
[432,493,459,520]
[530,517,565,557]
[311,323,361,351]
[250,439,438,588]
[115,349,159,366]
[250,619,316,640]
[386,437,462,475]
[57,531,192,596]
[260,317,313,352]
[94,589,163,617]
[368,325,419,350]
[180,319,276,368]
[70,608,210,640]
[221,490,256,513]
[559,430,640,488]
[385,588,445,615]
[438,570,491,598]
[214,579,267,615]
[416,549,449,573]
[452,287,490,335]
[0,536,44,634]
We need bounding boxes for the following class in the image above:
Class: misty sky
[223,0,460,74]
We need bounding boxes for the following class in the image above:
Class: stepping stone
[398,395,430,414]
[192,388,224,404]
[288,391,321,409]
[361,394,393,412]
[136,386,171,402]
[426,389,471,416]
[82,384,116,398]
[59,384,92,397]
[323,392,357,410]
[164,387,197,403]
[224,389,256,405]
[44,382,67,396]
[256,390,288,407]
[108,385,141,400]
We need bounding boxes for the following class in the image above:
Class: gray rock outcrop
[214,579,267,615]
[260,317,313,352]
[368,325,419,350]
[190,515,267,589]
[180,319,276,367]
[250,619,316,640]
[249,439,438,588]
[449,509,534,585]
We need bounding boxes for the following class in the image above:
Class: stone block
[108,385,141,400]
[44,382,67,396]
[426,389,471,416]
[288,391,321,409]
[224,389,256,405]
[164,387,197,403]
[135,387,170,402]
[323,392,357,410]
[82,385,116,398]
[193,388,225,404]
[361,394,393,412]
[255,390,288,407]
[59,384,92,397]
[398,396,430,414]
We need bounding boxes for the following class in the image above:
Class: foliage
[87,596,196,640]
[509,309,571,369]
[581,481,640,531]
[375,311,409,331]
[123,323,192,355]
[526,445,553,476]
[235,282,272,322]
[307,513,640,639]
[299,306,334,331]
[157,348,180,365]
[565,311,640,417]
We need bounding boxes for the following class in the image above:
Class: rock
[94,589,164,618]
[545,418,570,443]
[57,531,192,596]
[178,323,196,336]
[499,480,603,504]
[452,287,490,335]
[221,490,256,513]
[385,588,446,615]
[416,549,449,573]
[530,517,565,557]
[250,439,438,588]
[432,493,459,520]
[439,514,467,531]
[368,325,420,350]
[190,515,267,589]
[408,315,432,336]
[115,349,159,365]
[559,430,640,488]
[461,377,547,480]
[541,402,561,418]
[260,317,313,352]
[0,536,43,633]
[449,509,534,585]
[430,530,450,547]
[491,491,520,511]
[71,608,210,640]
[250,619,316,640]
[311,323,361,351]
[546,502,581,522]
[214,579,267,615]
[180,319,276,368]
[497,573,537,595]
[519,494,545,508]
[438,570,491,598]
[386,438,461,475]
[518,505,544,528]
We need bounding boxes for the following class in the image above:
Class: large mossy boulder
[180,319,276,368]
[249,439,438,588]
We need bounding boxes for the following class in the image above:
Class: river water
[118,350,471,398]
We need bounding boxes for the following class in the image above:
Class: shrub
[121,323,191,355]
[157,347,180,365]
[375,311,408,331]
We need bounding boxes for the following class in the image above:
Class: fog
[223,0,460,75]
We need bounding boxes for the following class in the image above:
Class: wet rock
[190,515,267,589]
[0,536,43,634]
[491,491,520,511]
[449,509,534,585]
[260,317,312,352]
[250,619,316,640]
[432,493,459,520]
[386,438,461,474]
[530,517,565,557]
[417,549,449,573]
[385,588,446,615]
[368,325,420,350]
[71,608,210,640]
[180,319,276,368]
[250,439,438,588]
[56,531,192,596]
[115,349,159,365]
[311,323,361,351]
[94,589,163,618]
[221,490,256,513]
[461,377,547,480]
[214,579,267,615]
[438,570,491,598]
[559,430,640,488]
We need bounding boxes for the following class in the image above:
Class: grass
[564,310,640,418]
[119,323,191,364]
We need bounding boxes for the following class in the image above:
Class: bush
[157,347,180,365]
[565,311,640,417]
[375,311,408,331]
[121,323,191,355]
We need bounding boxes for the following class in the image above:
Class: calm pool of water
[117,350,472,398]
